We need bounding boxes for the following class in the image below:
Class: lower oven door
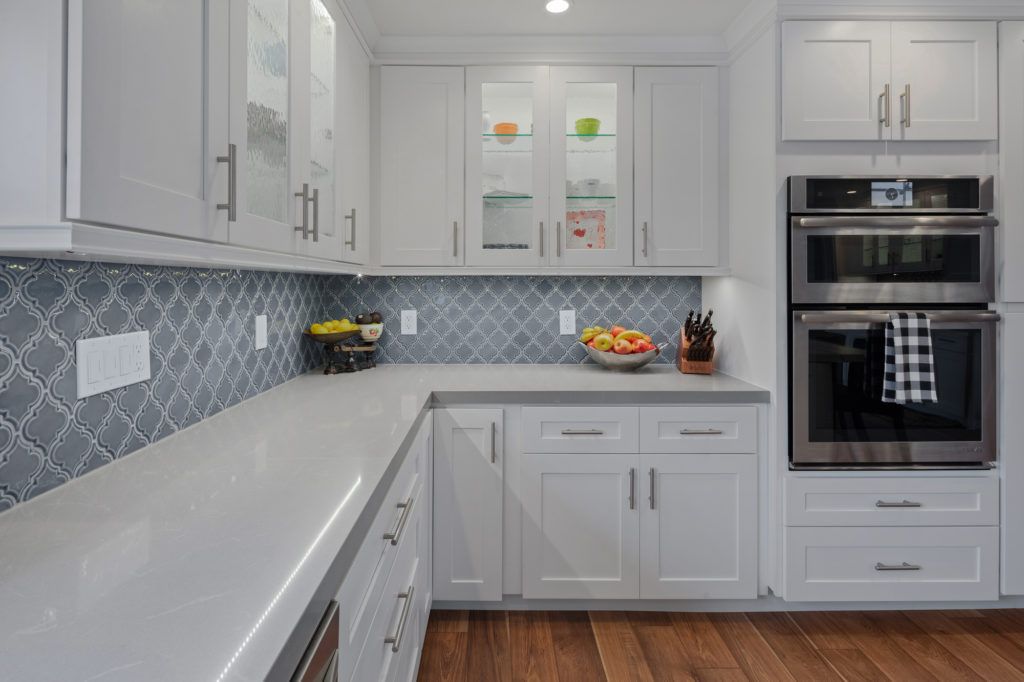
[790,310,998,468]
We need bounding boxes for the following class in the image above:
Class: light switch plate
[255,315,268,350]
[401,310,417,335]
[76,331,151,399]
[559,309,576,335]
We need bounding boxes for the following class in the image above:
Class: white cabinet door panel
[380,67,465,266]
[1001,23,1024,303]
[432,408,502,601]
[640,454,757,599]
[782,21,892,141]
[66,0,228,241]
[335,13,370,265]
[1002,312,1024,594]
[522,453,640,599]
[891,22,997,141]
[634,67,719,266]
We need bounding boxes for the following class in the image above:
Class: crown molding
[778,0,1024,21]
[335,0,380,53]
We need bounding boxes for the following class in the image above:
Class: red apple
[631,339,648,353]
[610,325,626,337]
[613,338,633,354]
[587,339,596,348]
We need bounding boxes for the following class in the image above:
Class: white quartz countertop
[0,365,767,681]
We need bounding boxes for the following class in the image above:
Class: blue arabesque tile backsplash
[0,260,699,511]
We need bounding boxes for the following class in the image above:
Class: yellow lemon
[310,323,328,334]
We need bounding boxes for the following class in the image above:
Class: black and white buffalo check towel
[882,312,938,404]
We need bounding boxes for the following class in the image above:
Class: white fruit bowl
[581,342,660,371]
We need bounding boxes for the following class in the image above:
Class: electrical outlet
[255,315,268,350]
[401,310,417,335]
[76,331,151,399]
[559,309,576,335]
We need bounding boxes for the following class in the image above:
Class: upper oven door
[790,215,996,305]
[791,310,998,468]
[790,176,994,214]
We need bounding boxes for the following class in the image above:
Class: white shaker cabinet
[335,11,371,265]
[634,67,719,266]
[1002,312,1024,595]
[521,453,641,599]
[379,67,465,266]
[1001,22,1024,304]
[65,0,229,241]
[432,408,503,601]
[640,454,757,599]
[782,21,997,141]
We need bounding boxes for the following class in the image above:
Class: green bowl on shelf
[574,117,601,139]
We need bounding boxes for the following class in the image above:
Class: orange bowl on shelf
[493,122,519,144]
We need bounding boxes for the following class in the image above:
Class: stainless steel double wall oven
[788,176,999,468]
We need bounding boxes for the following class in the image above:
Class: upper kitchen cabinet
[379,67,466,266]
[549,67,634,267]
[465,66,551,267]
[335,8,371,265]
[64,0,229,241]
[634,67,719,266]
[782,21,997,141]
[1001,22,1024,304]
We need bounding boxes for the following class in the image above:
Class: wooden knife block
[678,331,715,375]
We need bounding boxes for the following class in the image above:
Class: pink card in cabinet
[566,209,607,250]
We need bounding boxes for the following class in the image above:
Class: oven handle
[794,216,998,229]
[798,312,1001,324]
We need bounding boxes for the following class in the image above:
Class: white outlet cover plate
[255,315,268,350]
[401,310,417,335]
[76,331,151,400]
[559,309,576,335]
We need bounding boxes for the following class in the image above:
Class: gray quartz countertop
[0,364,768,681]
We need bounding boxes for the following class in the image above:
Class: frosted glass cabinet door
[465,66,550,267]
[66,0,229,242]
[549,67,634,267]
[229,0,301,254]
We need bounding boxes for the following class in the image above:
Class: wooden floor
[417,609,1024,681]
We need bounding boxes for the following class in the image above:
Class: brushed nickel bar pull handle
[310,188,319,243]
[295,183,310,239]
[382,497,414,545]
[539,221,545,258]
[556,221,562,257]
[453,221,458,258]
[561,428,605,435]
[490,421,497,464]
[649,467,656,510]
[680,428,724,435]
[875,499,923,508]
[344,208,356,250]
[216,143,237,222]
[384,586,414,652]
[875,562,921,571]
[629,467,636,510]
[879,84,891,127]
[900,84,911,128]
[642,221,649,258]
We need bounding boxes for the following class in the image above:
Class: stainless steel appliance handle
[490,421,497,464]
[875,562,921,571]
[382,497,414,546]
[794,215,998,229]
[384,586,414,653]
[291,601,339,682]
[900,83,911,128]
[649,468,656,510]
[323,650,338,682]
[642,221,649,257]
[879,84,891,128]
[216,143,237,222]
[556,221,562,257]
[344,208,356,250]
[295,183,310,239]
[798,312,1001,325]
[311,188,319,243]
[539,221,545,258]
[876,499,923,508]
[628,467,636,510]
[561,428,604,435]
[680,428,724,435]
[453,221,458,258]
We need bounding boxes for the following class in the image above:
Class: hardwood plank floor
[417,610,1024,681]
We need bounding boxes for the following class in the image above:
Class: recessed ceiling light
[545,0,571,14]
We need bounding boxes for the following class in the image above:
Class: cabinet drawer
[337,448,423,680]
[639,405,757,453]
[522,406,639,453]
[351,494,426,682]
[785,476,998,526]
[784,526,999,602]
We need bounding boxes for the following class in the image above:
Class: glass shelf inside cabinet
[481,82,536,251]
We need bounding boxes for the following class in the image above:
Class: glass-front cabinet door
[549,67,634,267]
[465,66,550,266]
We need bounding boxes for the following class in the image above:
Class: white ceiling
[365,0,754,37]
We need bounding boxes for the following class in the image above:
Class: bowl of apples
[579,325,660,371]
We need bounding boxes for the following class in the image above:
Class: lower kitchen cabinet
[521,451,757,599]
[432,408,504,601]
[641,454,757,599]
[521,453,641,599]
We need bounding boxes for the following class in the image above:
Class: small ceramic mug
[359,323,383,341]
